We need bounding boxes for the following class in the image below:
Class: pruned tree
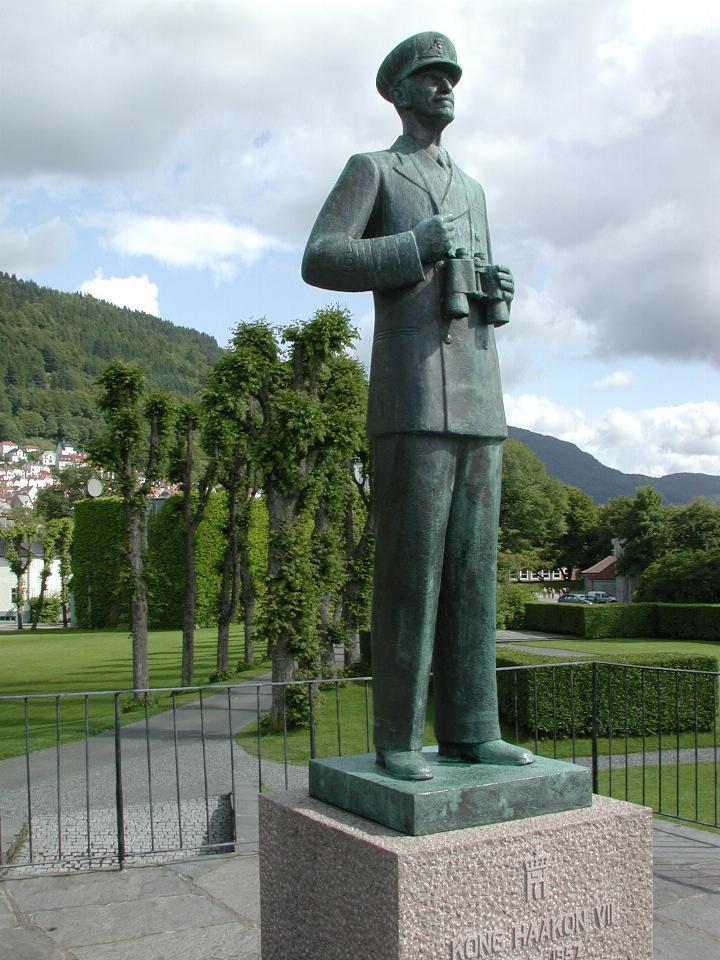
[202,322,278,674]
[310,355,371,673]
[170,403,216,685]
[253,308,358,729]
[89,361,174,694]
[6,516,37,630]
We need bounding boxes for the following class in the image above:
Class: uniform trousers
[371,432,504,753]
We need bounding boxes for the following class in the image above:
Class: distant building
[0,539,62,623]
[515,567,574,584]
[581,555,616,596]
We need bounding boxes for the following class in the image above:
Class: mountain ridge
[508,425,720,505]
[0,271,221,445]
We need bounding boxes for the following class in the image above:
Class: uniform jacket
[302,135,507,440]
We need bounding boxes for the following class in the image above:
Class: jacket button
[444,333,452,344]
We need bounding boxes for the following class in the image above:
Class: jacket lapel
[392,151,434,200]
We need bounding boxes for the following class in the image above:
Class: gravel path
[0,680,308,862]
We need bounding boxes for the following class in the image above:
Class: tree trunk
[217,485,241,673]
[60,564,69,628]
[344,625,361,668]
[181,517,196,685]
[15,574,24,630]
[267,483,299,730]
[270,634,295,730]
[127,502,149,694]
[31,554,51,631]
[239,542,255,664]
[318,591,335,677]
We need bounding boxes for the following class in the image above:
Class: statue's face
[404,67,455,127]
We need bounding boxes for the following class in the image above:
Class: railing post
[591,661,599,795]
[114,693,126,869]
[309,682,317,759]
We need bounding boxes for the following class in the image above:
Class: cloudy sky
[1,0,719,477]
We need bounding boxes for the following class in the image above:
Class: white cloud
[505,393,720,476]
[0,217,72,273]
[80,269,160,316]
[592,370,637,390]
[108,214,284,280]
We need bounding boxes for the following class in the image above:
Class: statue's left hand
[495,265,514,304]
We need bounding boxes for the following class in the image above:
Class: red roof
[581,555,616,577]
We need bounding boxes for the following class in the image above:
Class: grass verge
[599,761,719,833]
[0,626,269,759]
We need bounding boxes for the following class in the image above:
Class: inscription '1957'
[448,901,616,959]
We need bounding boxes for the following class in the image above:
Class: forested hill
[508,425,720,505]
[0,272,221,445]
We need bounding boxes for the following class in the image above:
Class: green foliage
[28,593,62,623]
[523,601,590,636]
[496,582,528,629]
[551,485,600,572]
[260,513,321,665]
[581,603,659,639]
[496,651,719,737]
[36,464,114,519]
[247,497,269,608]
[655,603,720,641]
[665,499,720,551]
[282,668,327,728]
[208,669,234,684]
[0,271,219,446]
[500,439,568,562]
[71,498,130,627]
[615,486,668,575]
[145,493,225,628]
[524,600,720,640]
[638,547,720,603]
[89,362,175,500]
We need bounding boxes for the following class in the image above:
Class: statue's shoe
[438,739,534,766]
[376,749,433,781]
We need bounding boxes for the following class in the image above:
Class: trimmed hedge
[145,492,270,629]
[655,604,720,642]
[72,497,131,629]
[145,492,227,628]
[496,649,719,738]
[523,601,720,640]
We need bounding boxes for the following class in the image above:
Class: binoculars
[443,248,509,326]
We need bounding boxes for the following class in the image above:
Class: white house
[0,539,63,623]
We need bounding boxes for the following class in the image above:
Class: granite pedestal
[259,791,653,960]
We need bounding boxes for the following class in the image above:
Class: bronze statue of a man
[303,32,533,780]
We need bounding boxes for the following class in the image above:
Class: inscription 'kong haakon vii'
[448,901,616,959]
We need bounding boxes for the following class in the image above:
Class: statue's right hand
[412,214,456,262]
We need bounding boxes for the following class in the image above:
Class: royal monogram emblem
[428,36,447,57]
[524,852,549,902]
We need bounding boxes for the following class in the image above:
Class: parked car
[584,591,617,604]
[558,594,592,604]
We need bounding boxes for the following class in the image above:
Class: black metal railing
[0,661,717,872]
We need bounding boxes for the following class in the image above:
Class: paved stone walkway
[1,819,718,959]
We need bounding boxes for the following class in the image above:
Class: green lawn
[599,761,719,832]
[506,637,720,659]
[0,626,269,760]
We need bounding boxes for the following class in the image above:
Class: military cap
[376,32,462,102]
